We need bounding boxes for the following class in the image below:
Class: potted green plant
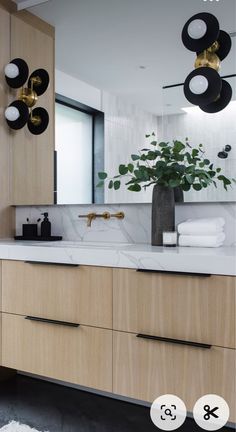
[97,134,234,245]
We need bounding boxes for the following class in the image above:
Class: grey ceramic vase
[151,185,175,246]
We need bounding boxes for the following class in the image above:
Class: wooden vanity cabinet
[1,260,113,392]
[2,260,112,329]
[0,260,235,423]
[113,269,236,349]
[2,313,112,392]
[113,332,236,421]
[113,268,236,422]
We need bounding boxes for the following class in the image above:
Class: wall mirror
[29,0,236,204]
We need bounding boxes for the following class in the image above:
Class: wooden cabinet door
[2,261,112,329]
[113,331,236,422]
[11,13,54,205]
[113,269,236,349]
[2,313,112,392]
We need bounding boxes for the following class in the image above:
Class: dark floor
[0,375,233,431]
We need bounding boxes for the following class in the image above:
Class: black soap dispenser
[41,212,51,238]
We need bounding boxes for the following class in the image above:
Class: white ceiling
[13,0,49,10]
[26,0,236,114]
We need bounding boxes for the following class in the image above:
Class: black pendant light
[28,107,49,135]
[28,69,50,96]
[4,58,50,135]
[199,80,233,114]
[182,12,232,113]
[182,12,220,53]
[5,100,29,130]
[184,67,222,106]
[4,58,29,88]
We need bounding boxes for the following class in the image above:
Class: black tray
[14,236,63,241]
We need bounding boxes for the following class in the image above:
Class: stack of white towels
[178,217,226,247]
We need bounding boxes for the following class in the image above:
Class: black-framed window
[55,94,104,204]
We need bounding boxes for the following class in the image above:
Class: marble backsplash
[16,202,236,246]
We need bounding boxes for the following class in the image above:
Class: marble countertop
[0,239,235,276]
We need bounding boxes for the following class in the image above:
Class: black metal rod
[25,261,79,267]
[137,269,211,277]
[136,334,211,349]
[25,316,80,328]
[162,73,236,89]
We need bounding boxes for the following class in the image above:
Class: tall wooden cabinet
[0,3,15,237]
[0,0,55,223]
[10,12,54,205]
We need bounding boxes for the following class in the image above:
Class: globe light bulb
[5,106,20,122]
[189,75,209,95]
[187,19,207,39]
[4,63,19,79]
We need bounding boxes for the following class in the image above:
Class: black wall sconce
[218,145,232,159]
[182,13,232,113]
[4,58,50,135]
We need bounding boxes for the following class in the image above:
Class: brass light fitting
[19,87,38,108]
[194,49,221,72]
[182,12,232,113]
[4,58,50,134]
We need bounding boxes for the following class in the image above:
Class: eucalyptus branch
[97,135,234,193]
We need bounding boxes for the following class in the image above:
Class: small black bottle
[41,212,51,238]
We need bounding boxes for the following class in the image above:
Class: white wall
[16,202,236,246]
[102,91,158,203]
[55,69,101,111]
[159,102,236,202]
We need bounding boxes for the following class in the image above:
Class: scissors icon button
[203,405,219,421]
[193,395,230,431]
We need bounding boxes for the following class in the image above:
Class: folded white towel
[178,233,226,248]
[178,217,225,235]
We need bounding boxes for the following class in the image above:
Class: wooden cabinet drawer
[113,269,236,348]
[2,260,112,329]
[2,313,112,392]
[113,331,236,422]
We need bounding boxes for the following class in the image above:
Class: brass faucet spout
[78,211,125,227]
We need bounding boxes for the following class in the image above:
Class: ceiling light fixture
[182,12,232,113]
[4,58,50,135]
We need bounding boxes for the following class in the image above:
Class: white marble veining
[16,202,236,246]
[0,240,235,276]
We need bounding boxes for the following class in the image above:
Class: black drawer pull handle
[136,334,211,349]
[25,316,80,328]
[25,261,79,267]
[137,269,211,277]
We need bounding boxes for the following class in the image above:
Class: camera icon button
[150,394,187,431]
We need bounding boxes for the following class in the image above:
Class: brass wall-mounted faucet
[78,211,125,227]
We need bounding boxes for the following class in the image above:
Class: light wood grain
[0,6,15,237]
[0,0,17,13]
[113,269,236,349]
[10,14,54,205]
[13,9,54,38]
[113,331,236,422]
[2,261,112,329]
[2,313,112,392]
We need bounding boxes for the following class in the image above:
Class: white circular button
[189,75,209,95]
[188,19,207,39]
[150,394,187,431]
[193,394,230,430]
